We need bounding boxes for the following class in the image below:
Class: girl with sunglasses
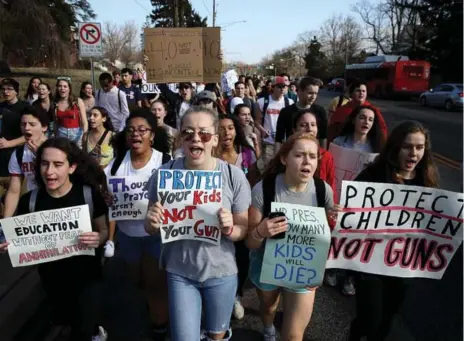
[145,106,251,341]
[54,78,88,147]
[348,121,439,341]
[246,132,339,341]
[1,138,109,341]
[83,106,115,169]
[234,103,262,159]
[103,109,171,340]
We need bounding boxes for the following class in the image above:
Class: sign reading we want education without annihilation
[326,181,464,279]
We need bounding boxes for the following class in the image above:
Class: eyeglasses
[181,129,214,143]
[1,87,14,93]
[125,127,152,136]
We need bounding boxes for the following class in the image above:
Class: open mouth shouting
[361,124,370,132]
[300,167,312,177]
[188,145,204,159]
[405,158,417,170]
[24,132,33,140]
[130,137,143,150]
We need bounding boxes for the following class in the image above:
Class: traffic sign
[78,22,103,58]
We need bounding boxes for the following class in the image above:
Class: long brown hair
[262,132,320,182]
[54,78,77,108]
[369,121,439,187]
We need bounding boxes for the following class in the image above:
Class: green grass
[5,67,95,98]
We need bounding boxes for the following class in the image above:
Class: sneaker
[232,296,245,320]
[92,326,108,341]
[104,240,114,258]
[263,325,276,341]
[324,270,338,287]
[153,325,167,341]
[342,277,356,296]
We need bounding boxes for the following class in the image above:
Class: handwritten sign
[329,143,378,201]
[107,176,149,221]
[157,169,222,245]
[221,69,238,94]
[260,203,331,288]
[326,181,464,279]
[144,27,222,83]
[1,205,95,267]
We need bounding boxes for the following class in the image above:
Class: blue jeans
[57,126,83,148]
[167,272,237,341]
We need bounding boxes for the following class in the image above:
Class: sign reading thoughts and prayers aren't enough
[144,27,222,83]
[107,176,150,221]
[157,169,222,245]
[326,181,464,279]
[260,203,331,289]
[1,205,95,267]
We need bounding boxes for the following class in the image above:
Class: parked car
[328,78,345,92]
[419,83,464,111]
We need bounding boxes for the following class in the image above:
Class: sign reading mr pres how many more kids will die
[157,169,223,245]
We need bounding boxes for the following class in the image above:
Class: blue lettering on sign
[273,264,318,285]
[158,170,222,190]
[273,244,316,261]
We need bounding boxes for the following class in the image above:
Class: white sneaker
[104,240,114,258]
[263,325,276,341]
[342,277,356,296]
[232,296,245,320]
[92,326,108,341]
[324,270,338,287]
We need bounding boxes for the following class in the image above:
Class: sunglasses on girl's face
[181,128,214,142]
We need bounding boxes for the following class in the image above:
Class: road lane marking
[433,153,461,170]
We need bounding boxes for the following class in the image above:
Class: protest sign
[1,205,95,267]
[107,176,149,221]
[221,69,238,94]
[157,169,222,245]
[328,143,378,200]
[140,71,161,94]
[144,27,221,83]
[326,181,464,279]
[260,203,331,288]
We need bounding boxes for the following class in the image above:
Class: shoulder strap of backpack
[96,129,110,147]
[261,96,269,125]
[16,145,25,168]
[83,185,94,218]
[169,159,176,169]
[262,175,276,219]
[162,153,171,164]
[97,89,101,102]
[227,163,234,193]
[337,95,344,109]
[118,89,122,111]
[284,96,290,107]
[110,154,125,176]
[29,188,39,213]
[313,177,326,208]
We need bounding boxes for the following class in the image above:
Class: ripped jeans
[166,271,236,341]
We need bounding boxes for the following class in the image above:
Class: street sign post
[78,22,103,88]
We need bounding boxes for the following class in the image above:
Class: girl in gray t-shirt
[332,105,386,154]
[246,132,340,341]
[145,106,251,341]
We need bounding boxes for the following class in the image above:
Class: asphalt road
[318,89,463,167]
[4,92,463,341]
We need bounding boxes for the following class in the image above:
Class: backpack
[261,95,290,125]
[336,95,346,109]
[97,89,122,112]
[262,175,326,219]
[29,185,94,217]
[84,130,111,161]
[110,152,171,176]
[16,145,25,168]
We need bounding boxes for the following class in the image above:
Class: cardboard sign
[144,27,222,83]
[1,205,95,267]
[107,176,149,221]
[260,203,331,288]
[326,181,464,279]
[157,169,222,245]
[329,143,378,201]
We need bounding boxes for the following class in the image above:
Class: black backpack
[16,145,25,167]
[261,95,290,125]
[262,175,326,219]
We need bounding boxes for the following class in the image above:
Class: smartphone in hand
[269,211,286,239]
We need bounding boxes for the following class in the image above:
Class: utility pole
[174,0,179,27]
[213,0,217,27]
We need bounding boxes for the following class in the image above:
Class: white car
[420,83,464,111]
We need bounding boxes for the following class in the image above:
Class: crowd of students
[0,71,443,341]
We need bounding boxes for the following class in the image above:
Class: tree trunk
[173,0,179,27]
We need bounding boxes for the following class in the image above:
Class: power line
[133,0,151,13]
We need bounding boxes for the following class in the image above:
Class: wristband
[252,229,264,241]
[223,226,233,236]
[255,226,265,239]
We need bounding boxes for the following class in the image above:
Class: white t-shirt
[258,96,294,144]
[177,101,191,130]
[104,149,164,237]
[8,145,37,191]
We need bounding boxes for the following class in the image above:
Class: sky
[89,0,361,64]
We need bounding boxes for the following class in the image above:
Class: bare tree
[103,21,140,65]
[352,0,420,54]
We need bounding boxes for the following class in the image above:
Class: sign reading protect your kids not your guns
[326,181,464,279]
[1,205,95,267]
[157,169,222,245]
[107,176,149,221]
[260,203,331,288]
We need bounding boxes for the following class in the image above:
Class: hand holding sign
[0,242,8,253]
[145,201,165,235]
[78,232,101,249]
[218,208,233,235]
[257,215,288,238]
